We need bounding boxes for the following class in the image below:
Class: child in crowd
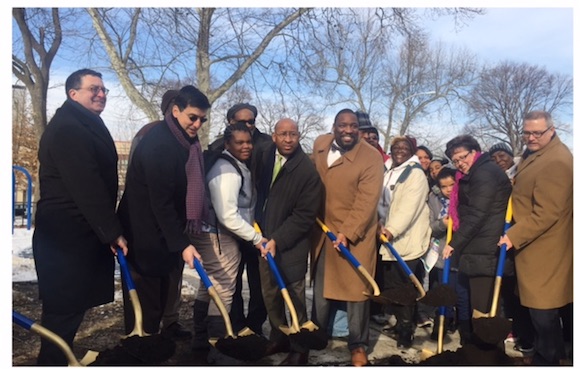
[424,167,470,343]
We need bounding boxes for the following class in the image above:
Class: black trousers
[37,309,85,365]
[381,258,422,324]
[529,307,566,365]
[162,260,185,329]
[121,265,173,335]
[230,241,267,334]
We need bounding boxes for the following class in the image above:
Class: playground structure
[12,165,33,232]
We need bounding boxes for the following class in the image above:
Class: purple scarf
[165,113,208,234]
[449,151,482,232]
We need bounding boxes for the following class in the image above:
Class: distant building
[115,141,131,201]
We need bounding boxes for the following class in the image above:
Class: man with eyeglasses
[498,110,572,365]
[311,109,384,366]
[117,85,210,338]
[253,118,322,365]
[33,69,128,365]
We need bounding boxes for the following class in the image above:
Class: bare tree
[381,35,479,146]
[13,8,63,214]
[12,8,62,143]
[86,7,312,147]
[12,87,39,182]
[291,8,482,150]
[464,61,573,155]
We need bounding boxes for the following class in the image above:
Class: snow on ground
[11,227,201,299]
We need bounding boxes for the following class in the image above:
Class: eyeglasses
[76,86,109,96]
[237,119,256,125]
[451,151,473,166]
[275,131,299,139]
[521,126,552,138]
[188,114,208,124]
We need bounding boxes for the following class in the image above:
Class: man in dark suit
[117,86,209,337]
[33,69,128,365]
[253,118,322,365]
[126,88,192,340]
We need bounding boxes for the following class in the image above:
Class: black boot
[192,300,209,350]
[396,321,414,349]
[458,319,472,346]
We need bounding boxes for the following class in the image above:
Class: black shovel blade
[420,285,458,307]
[290,327,329,351]
[215,334,269,361]
[472,316,512,345]
[90,335,176,366]
[375,284,418,306]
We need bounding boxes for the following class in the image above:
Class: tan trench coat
[507,135,573,309]
[310,134,384,302]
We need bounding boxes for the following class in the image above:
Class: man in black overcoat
[117,86,209,336]
[253,118,323,365]
[33,69,128,365]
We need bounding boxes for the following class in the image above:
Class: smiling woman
[442,134,512,344]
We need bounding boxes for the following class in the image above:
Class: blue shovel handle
[263,245,287,290]
[116,249,135,291]
[13,310,33,330]
[382,239,413,276]
[194,257,212,289]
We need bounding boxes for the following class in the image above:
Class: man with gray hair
[498,110,572,365]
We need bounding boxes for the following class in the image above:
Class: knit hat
[390,135,417,153]
[489,142,514,157]
[160,89,179,115]
[356,111,372,129]
[226,103,258,122]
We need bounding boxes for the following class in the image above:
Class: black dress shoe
[279,351,308,365]
[264,341,291,356]
[162,322,192,340]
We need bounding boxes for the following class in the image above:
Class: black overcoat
[33,99,123,313]
[117,120,191,277]
[254,142,322,283]
[448,153,512,276]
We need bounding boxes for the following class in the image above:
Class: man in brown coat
[499,110,572,365]
[311,108,383,366]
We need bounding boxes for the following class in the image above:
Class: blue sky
[29,7,574,141]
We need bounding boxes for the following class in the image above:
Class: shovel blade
[79,350,99,366]
[472,309,490,319]
[290,324,328,351]
[421,348,436,361]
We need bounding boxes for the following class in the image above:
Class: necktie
[271,155,283,186]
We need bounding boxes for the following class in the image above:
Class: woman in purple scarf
[441,135,512,346]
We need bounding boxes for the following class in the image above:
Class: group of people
[31,69,572,366]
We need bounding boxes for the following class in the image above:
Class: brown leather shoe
[264,340,291,357]
[279,351,308,366]
[351,347,368,367]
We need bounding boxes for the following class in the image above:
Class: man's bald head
[273,118,300,157]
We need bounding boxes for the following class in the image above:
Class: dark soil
[12,281,207,366]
